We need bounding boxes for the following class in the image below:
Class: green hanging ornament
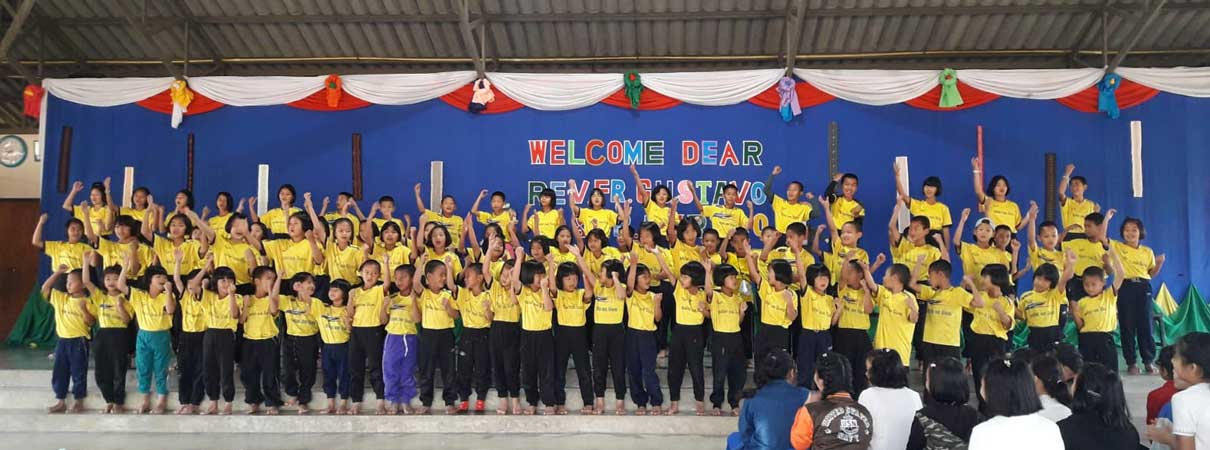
[624,71,643,109]
[938,68,964,108]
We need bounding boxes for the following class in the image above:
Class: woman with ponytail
[1057,363,1141,449]
[727,349,809,450]
[1031,355,1073,422]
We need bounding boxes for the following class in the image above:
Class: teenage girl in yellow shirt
[893,161,953,247]
[380,259,420,415]
[204,192,238,242]
[591,260,630,415]
[121,186,152,221]
[705,261,747,416]
[1113,217,1166,374]
[62,179,115,237]
[363,203,413,277]
[249,184,301,237]
[32,213,92,289]
[1071,238,1128,373]
[628,164,678,237]
[41,263,96,414]
[970,158,1024,232]
[173,251,213,414]
[146,205,213,279]
[242,266,282,414]
[82,252,132,414]
[415,183,466,250]
[570,184,620,238]
[550,247,596,414]
[626,244,669,415]
[523,188,564,241]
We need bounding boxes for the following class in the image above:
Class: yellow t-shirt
[1029,244,1066,272]
[370,243,411,276]
[1020,288,1066,328]
[476,210,514,242]
[259,207,302,236]
[633,246,670,288]
[959,244,1011,280]
[179,291,208,333]
[208,213,232,241]
[800,288,836,331]
[550,248,577,266]
[212,238,254,284]
[674,285,707,326]
[456,287,492,329]
[129,288,172,331]
[771,195,812,233]
[892,241,942,281]
[242,296,279,340]
[626,290,658,331]
[1065,239,1107,277]
[264,238,318,280]
[578,208,618,237]
[350,285,386,327]
[313,300,351,344]
[203,290,238,331]
[91,291,132,329]
[44,241,93,271]
[372,217,405,235]
[555,289,590,327]
[917,286,972,346]
[489,283,520,323]
[836,286,871,330]
[425,248,463,280]
[592,281,626,325]
[419,289,458,330]
[909,199,953,231]
[757,247,816,289]
[97,239,153,279]
[968,294,1014,340]
[423,210,464,248]
[831,197,864,227]
[1077,289,1118,333]
[669,242,703,275]
[643,201,677,230]
[324,242,363,283]
[711,291,745,333]
[280,295,319,336]
[584,247,623,277]
[48,290,93,338]
[531,209,561,239]
[823,244,869,285]
[1060,198,1098,233]
[385,294,418,335]
[153,236,203,274]
[1112,241,1156,280]
[983,199,1022,232]
[727,253,753,285]
[119,207,148,220]
[872,286,916,366]
[323,212,362,242]
[701,204,748,237]
[74,205,113,236]
[758,282,795,328]
[519,287,553,331]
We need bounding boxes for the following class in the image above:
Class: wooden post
[352,133,363,201]
[56,126,72,193]
[827,121,839,179]
[1045,153,1057,222]
[186,133,195,192]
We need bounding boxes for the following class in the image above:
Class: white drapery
[793,69,939,105]
[488,72,622,111]
[43,77,174,107]
[188,76,327,106]
[959,68,1103,99]
[644,69,784,106]
[1117,67,1210,98]
[342,71,477,105]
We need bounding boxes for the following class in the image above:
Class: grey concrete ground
[0,432,721,450]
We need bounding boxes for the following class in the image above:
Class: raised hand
[38,213,47,224]
[56,264,69,274]
[103,177,112,190]
[1156,254,1167,266]
[1064,163,1075,176]
[804,192,815,200]
[71,181,84,193]
[971,157,980,170]
[479,189,488,199]
[960,208,971,220]
[413,183,422,194]
[873,253,887,266]
[771,165,782,176]
[248,197,257,209]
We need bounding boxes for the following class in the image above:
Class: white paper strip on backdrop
[43,77,174,107]
[644,69,784,106]
[188,76,326,106]
[1117,67,1210,98]
[959,68,1102,99]
[793,69,938,105]
[343,71,478,105]
[488,72,623,111]
[1131,120,1144,198]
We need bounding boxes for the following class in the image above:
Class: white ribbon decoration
[793,69,939,105]
[644,69,784,106]
[488,72,623,111]
[188,76,326,106]
[959,68,1102,99]
[43,77,174,107]
[343,71,477,105]
[1118,67,1210,98]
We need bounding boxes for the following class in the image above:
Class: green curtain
[5,289,57,348]
[1161,286,1210,343]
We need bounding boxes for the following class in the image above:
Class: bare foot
[695,401,706,416]
[665,402,679,416]
[651,406,665,415]
[137,396,151,415]
[579,406,593,415]
[376,404,389,415]
[175,405,189,415]
[202,402,218,415]
[415,406,430,415]
[730,408,741,417]
[112,404,126,415]
[103,404,114,414]
[348,403,361,416]
[496,404,509,415]
[266,407,279,416]
[522,407,535,416]
[220,403,233,415]
[635,407,647,416]
[336,406,348,415]
[711,408,722,416]
[543,406,555,415]
[555,405,567,415]
[593,398,604,415]
[445,405,458,415]
[68,401,84,414]
[614,400,626,416]
[246,404,260,415]
[47,401,66,414]
[297,405,310,415]
[510,399,522,415]
[152,396,167,415]
[285,396,298,407]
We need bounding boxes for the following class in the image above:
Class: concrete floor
[0,432,721,450]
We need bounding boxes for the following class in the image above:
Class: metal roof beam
[782,0,807,73]
[0,0,37,59]
[114,0,182,79]
[1109,0,1167,72]
[166,0,224,74]
[457,0,486,76]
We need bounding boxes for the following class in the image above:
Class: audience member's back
[969,357,1063,450]
[1056,363,1142,450]
[730,349,810,450]
[907,358,984,450]
[859,349,922,450]
[792,352,873,450]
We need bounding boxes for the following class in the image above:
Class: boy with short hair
[42,264,96,414]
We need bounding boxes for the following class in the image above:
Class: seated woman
[1031,355,1073,422]
[860,348,922,450]
[791,351,873,450]
[728,349,810,450]
[1057,363,1143,450]
[969,357,1063,450]
[908,357,984,449]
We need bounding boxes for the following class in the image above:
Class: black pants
[796,329,832,388]
[831,328,872,395]
[1027,326,1063,352]
[94,328,129,405]
[240,338,282,407]
[754,323,790,364]
[203,329,236,402]
[281,334,319,406]
[1119,280,1156,366]
[667,323,705,402]
[177,331,205,406]
[740,304,755,359]
[554,325,593,406]
[710,331,746,409]
[520,329,555,407]
[592,323,627,400]
[349,326,385,403]
[655,283,675,352]
[968,334,1007,409]
[457,327,491,401]
[418,327,457,407]
[490,321,521,398]
[1079,332,1118,373]
[918,342,960,365]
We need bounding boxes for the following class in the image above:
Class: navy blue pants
[1119,280,1156,366]
[626,329,662,408]
[796,329,832,389]
[52,337,90,400]
[322,343,351,399]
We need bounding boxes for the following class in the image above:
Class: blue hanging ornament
[1098,73,1122,119]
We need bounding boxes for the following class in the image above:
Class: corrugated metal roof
[3,0,1210,129]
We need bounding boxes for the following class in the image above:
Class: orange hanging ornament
[325,74,343,108]
[23,84,44,118]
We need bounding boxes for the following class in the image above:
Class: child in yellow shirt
[1071,240,1128,373]
[82,252,132,414]
[381,262,420,415]
[413,255,461,415]
[346,260,386,415]
[865,263,920,367]
[317,280,353,415]
[242,266,282,414]
[626,245,669,415]
[41,264,96,414]
[550,248,596,414]
[592,260,630,415]
[173,251,212,414]
[514,258,556,414]
[201,267,241,416]
[278,272,322,413]
[797,264,842,388]
[127,263,176,414]
[705,261,748,416]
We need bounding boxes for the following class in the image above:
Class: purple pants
[383,333,418,405]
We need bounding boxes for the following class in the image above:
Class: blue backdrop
[38,93,1210,295]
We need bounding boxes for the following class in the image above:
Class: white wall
[0,134,42,199]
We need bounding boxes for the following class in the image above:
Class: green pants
[136,330,172,395]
